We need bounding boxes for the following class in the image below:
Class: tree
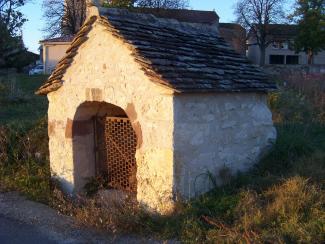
[105,0,189,8]
[43,0,87,37]
[290,0,325,64]
[235,0,286,66]
[42,0,136,37]
[104,0,134,7]
[0,0,27,68]
[135,0,188,8]
[43,0,188,37]
[0,0,27,35]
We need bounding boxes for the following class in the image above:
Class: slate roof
[266,24,299,39]
[36,8,276,95]
[40,35,75,43]
[129,8,219,25]
[249,24,299,40]
[219,23,245,31]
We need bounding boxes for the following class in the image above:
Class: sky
[20,0,289,53]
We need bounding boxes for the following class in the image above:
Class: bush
[269,73,325,123]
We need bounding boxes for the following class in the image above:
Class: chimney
[86,0,101,19]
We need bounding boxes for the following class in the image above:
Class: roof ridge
[99,8,219,35]
[40,35,75,43]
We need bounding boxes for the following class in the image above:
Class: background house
[247,24,325,65]
[40,35,74,74]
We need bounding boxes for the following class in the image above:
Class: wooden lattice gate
[94,116,137,193]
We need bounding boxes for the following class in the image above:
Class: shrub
[270,73,325,123]
[269,90,313,123]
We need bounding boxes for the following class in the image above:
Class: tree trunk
[307,50,314,65]
[259,46,266,66]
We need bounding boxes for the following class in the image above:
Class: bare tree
[42,0,188,38]
[235,0,286,66]
[42,0,86,38]
[135,0,189,9]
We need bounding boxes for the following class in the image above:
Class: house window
[270,55,285,64]
[286,55,299,65]
[272,41,289,50]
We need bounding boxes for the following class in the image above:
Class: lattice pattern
[105,117,137,193]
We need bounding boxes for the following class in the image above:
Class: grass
[0,73,48,126]
[0,73,50,203]
[0,73,324,243]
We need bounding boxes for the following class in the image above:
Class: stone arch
[71,101,138,194]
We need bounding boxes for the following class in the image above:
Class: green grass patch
[0,73,48,126]
[0,73,49,202]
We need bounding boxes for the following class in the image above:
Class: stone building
[36,4,277,214]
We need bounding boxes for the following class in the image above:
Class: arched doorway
[72,102,137,194]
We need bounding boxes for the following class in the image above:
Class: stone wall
[47,22,175,214]
[173,93,276,199]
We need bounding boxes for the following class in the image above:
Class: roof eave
[40,41,72,45]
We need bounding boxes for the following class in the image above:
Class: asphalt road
[0,192,169,244]
[0,214,57,244]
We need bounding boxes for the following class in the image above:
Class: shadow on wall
[71,101,135,193]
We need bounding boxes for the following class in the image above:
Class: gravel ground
[0,192,167,244]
